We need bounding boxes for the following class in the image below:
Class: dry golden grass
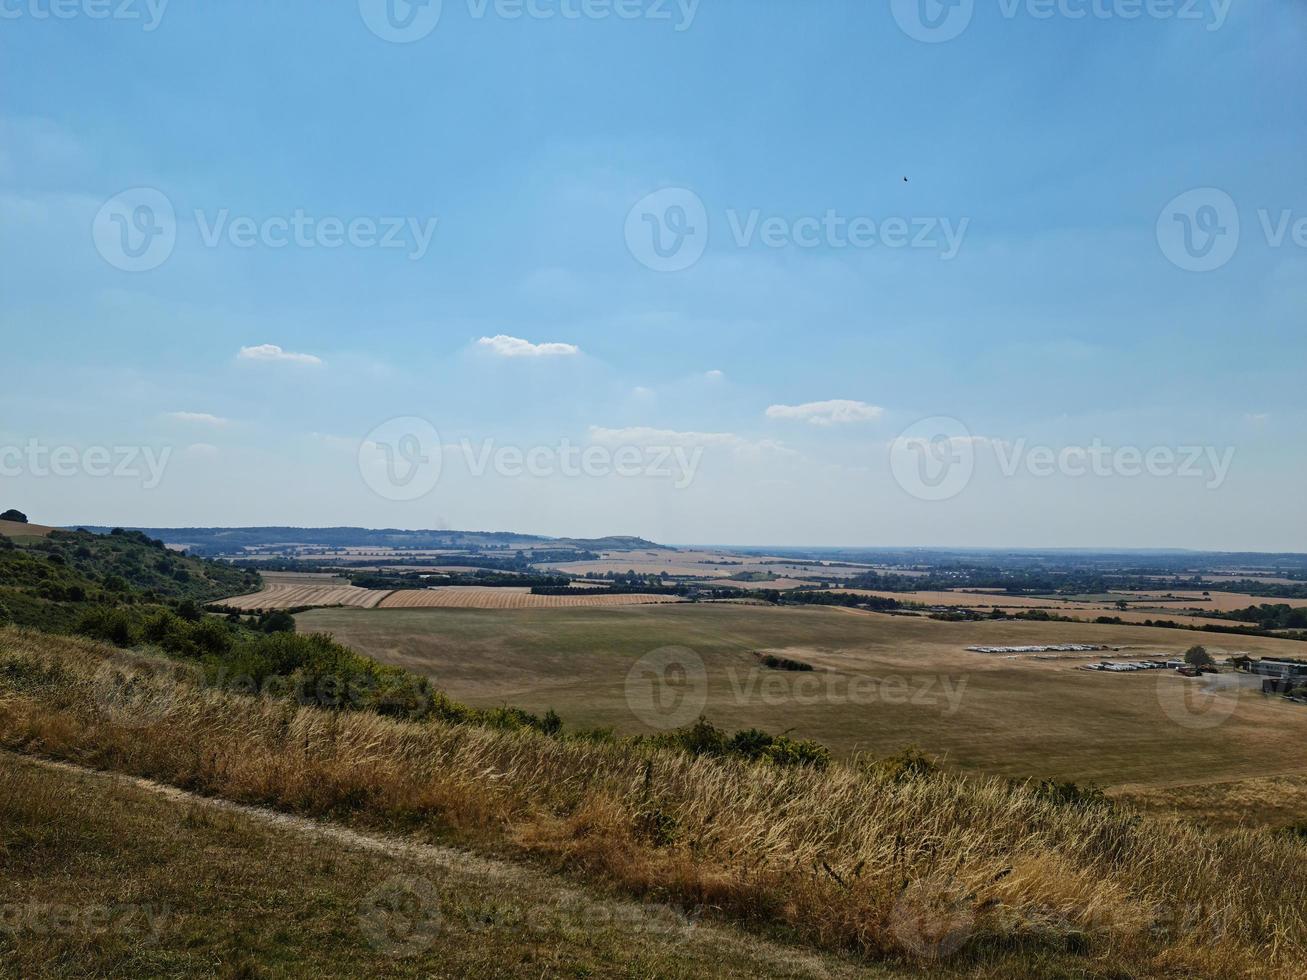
[2,627,1305,978]
[1,754,876,979]
[0,519,54,540]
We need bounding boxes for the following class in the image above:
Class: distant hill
[70,526,665,557]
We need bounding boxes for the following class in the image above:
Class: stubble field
[297,602,1307,825]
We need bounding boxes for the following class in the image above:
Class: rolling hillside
[0,523,258,631]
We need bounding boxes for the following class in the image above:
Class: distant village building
[1252,659,1307,679]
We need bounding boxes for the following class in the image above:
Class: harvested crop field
[298,603,1307,823]
[0,519,54,541]
[220,583,681,611]
[217,584,392,611]
[378,588,682,609]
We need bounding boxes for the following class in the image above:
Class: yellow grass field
[0,519,54,540]
[298,602,1307,825]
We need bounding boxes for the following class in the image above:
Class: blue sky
[2,0,1304,548]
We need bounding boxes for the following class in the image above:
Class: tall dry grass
[2,627,1304,978]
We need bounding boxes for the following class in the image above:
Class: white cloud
[705,369,725,380]
[237,344,323,366]
[1245,412,1270,425]
[167,411,228,426]
[765,399,883,426]
[476,335,580,358]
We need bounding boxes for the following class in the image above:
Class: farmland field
[219,582,392,610]
[0,519,54,543]
[297,602,1307,824]
[224,580,682,611]
[377,587,682,609]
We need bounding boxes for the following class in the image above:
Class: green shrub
[74,607,138,648]
[1030,779,1110,809]
[874,746,939,782]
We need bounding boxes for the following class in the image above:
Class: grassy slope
[0,752,881,980]
[297,604,1307,819]
[0,527,258,631]
[2,627,1304,978]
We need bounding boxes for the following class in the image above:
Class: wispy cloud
[765,399,883,426]
[588,425,794,459]
[237,344,323,366]
[476,335,580,358]
[166,411,228,426]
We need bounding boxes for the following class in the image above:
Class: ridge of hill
[70,525,664,556]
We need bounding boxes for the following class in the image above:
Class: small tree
[0,509,27,523]
[1184,645,1215,668]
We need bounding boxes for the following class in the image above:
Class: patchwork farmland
[220,579,682,611]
